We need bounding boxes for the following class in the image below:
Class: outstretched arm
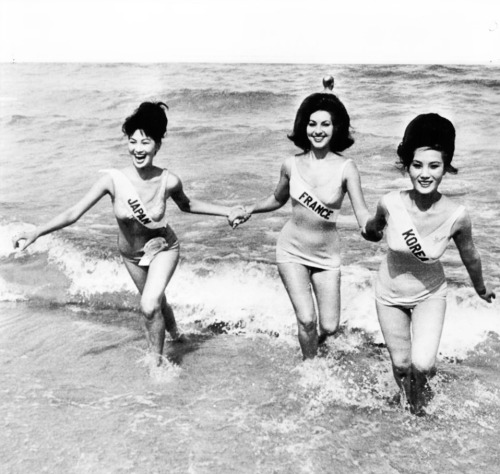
[227,160,290,228]
[240,159,291,215]
[344,160,371,229]
[362,198,387,242]
[13,174,111,251]
[452,210,495,303]
[169,173,232,217]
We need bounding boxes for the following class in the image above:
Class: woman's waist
[290,200,341,225]
[117,224,178,254]
[287,213,339,233]
[279,220,340,249]
[380,251,445,281]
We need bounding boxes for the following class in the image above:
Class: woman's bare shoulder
[440,194,465,215]
[165,170,182,192]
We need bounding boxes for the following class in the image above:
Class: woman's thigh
[310,268,341,331]
[411,298,446,370]
[122,257,148,294]
[277,263,315,324]
[142,249,180,304]
[376,301,412,367]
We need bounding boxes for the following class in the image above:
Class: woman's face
[128,129,158,169]
[409,147,445,195]
[306,110,334,150]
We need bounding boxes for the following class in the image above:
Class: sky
[0,0,499,64]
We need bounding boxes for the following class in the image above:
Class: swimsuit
[101,169,179,266]
[375,190,465,308]
[276,156,352,270]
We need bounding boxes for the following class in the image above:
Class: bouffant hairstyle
[122,102,169,144]
[288,93,354,153]
[397,113,458,174]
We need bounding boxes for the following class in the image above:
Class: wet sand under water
[1,302,500,474]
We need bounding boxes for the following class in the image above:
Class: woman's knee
[411,345,438,374]
[411,359,436,375]
[319,316,339,335]
[140,297,161,320]
[297,316,316,334]
[391,353,411,376]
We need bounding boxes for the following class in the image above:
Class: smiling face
[128,129,158,169]
[306,110,334,151]
[409,147,445,195]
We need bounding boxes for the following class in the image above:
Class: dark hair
[288,93,354,153]
[397,113,458,174]
[122,102,169,144]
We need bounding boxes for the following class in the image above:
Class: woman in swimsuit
[230,92,370,360]
[363,113,496,415]
[13,102,236,365]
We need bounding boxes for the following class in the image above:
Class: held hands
[361,224,384,242]
[476,286,496,304]
[228,205,251,229]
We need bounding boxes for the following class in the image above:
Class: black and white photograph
[1,1,499,472]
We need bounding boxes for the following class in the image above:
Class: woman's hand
[361,224,384,242]
[228,206,251,229]
[361,200,387,243]
[476,286,496,303]
[12,228,39,251]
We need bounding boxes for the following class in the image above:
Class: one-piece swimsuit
[101,169,179,266]
[276,156,352,270]
[375,190,465,308]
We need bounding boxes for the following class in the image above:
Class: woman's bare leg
[122,249,179,364]
[310,268,341,344]
[376,301,412,403]
[410,298,446,414]
[278,263,318,359]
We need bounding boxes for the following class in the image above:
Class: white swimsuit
[101,169,178,266]
[375,190,465,308]
[276,156,352,270]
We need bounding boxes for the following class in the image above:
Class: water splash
[137,351,182,384]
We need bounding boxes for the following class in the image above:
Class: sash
[293,186,339,222]
[139,236,170,266]
[391,194,434,264]
[101,169,165,229]
[399,227,431,263]
[289,157,345,223]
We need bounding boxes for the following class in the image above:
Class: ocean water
[0,63,500,473]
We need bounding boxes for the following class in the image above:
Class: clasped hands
[227,205,251,229]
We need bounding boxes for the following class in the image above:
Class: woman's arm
[244,159,291,215]
[362,198,387,242]
[13,174,111,251]
[226,160,290,228]
[452,210,496,303]
[344,160,371,229]
[169,174,232,217]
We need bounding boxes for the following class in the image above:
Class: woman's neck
[409,189,442,212]
[309,148,330,160]
[133,165,159,181]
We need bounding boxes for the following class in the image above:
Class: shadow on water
[50,300,238,367]
[164,334,221,366]
[81,335,144,357]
